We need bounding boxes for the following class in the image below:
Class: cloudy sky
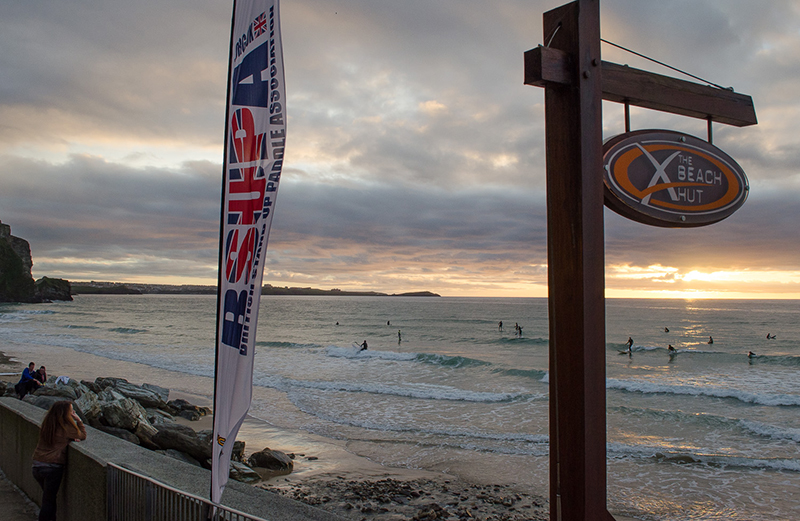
[1,0,799,298]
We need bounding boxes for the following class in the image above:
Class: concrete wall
[0,398,343,521]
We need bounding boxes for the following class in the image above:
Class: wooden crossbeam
[524,45,757,127]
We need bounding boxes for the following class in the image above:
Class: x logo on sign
[636,144,681,205]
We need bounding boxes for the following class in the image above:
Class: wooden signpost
[522,1,756,520]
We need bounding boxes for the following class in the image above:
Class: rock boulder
[152,423,211,464]
[97,426,141,445]
[113,380,167,409]
[101,396,149,431]
[229,461,261,483]
[33,384,78,401]
[34,276,73,302]
[247,447,294,471]
[142,383,170,403]
[22,394,64,411]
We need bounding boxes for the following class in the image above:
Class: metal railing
[107,463,269,521]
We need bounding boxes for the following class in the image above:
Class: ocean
[1,295,798,520]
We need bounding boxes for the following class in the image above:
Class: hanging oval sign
[603,129,749,227]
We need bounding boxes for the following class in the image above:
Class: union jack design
[227,166,266,225]
[253,13,267,37]
[224,227,257,284]
[230,108,268,164]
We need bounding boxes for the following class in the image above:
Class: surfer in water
[664,327,669,333]
[708,336,714,344]
[766,333,776,339]
[398,330,402,343]
[360,340,368,351]
[498,320,503,331]
[748,351,756,358]
[668,344,676,353]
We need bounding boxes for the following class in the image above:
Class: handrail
[106,462,269,521]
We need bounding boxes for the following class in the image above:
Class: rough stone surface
[0,221,70,303]
[113,380,167,409]
[146,408,175,425]
[0,221,36,303]
[34,276,73,302]
[232,440,246,463]
[134,421,161,450]
[142,383,170,402]
[33,385,78,401]
[74,388,102,423]
[97,386,126,402]
[167,398,208,417]
[230,461,262,483]
[100,396,148,431]
[21,394,63,411]
[80,379,103,394]
[96,425,141,444]
[95,377,129,390]
[152,423,211,463]
[177,409,201,421]
[48,376,87,396]
[248,447,294,471]
[0,381,14,397]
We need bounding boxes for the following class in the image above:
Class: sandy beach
[1,341,550,520]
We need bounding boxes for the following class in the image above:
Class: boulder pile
[0,376,292,483]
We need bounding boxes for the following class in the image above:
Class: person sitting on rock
[34,365,47,385]
[15,362,42,399]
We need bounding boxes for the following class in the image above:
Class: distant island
[260,285,439,297]
[71,281,439,297]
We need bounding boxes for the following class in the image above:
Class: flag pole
[210,0,238,507]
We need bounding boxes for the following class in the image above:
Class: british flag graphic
[229,108,268,164]
[253,12,267,37]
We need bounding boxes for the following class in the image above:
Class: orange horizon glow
[42,267,800,300]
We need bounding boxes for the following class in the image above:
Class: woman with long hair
[31,401,86,521]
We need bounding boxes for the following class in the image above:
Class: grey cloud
[605,195,800,271]
[2,0,800,293]
[0,155,220,258]
[0,0,228,145]
[271,179,547,255]
[1,153,550,283]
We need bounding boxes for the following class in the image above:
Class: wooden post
[525,2,756,520]
[542,1,610,520]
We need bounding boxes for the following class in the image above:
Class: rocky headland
[0,220,72,303]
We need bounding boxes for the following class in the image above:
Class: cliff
[0,220,72,303]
